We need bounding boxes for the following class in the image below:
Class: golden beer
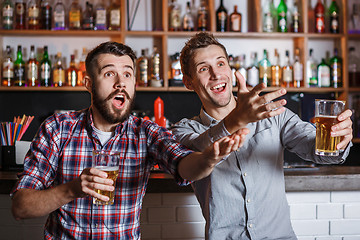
[315,116,341,156]
[93,166,119,205]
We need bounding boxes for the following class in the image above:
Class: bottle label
[28,6,39,17]
[331,18,339,31]
[231,15,241,31]
[69,11,81,27]
[96,9,106,25]
[2,5,13,17]
[263,13,273,32]
[14,65,25,81]
[27,62,38,81]
[170,9,181,28]
[283,69,293,82]
[41,63,51,79]
[293,62,303,81]
[247,67,259,87]
[138,60,148,85]
[318,66,330,87]
[331,63,341,84]
[316,16,325,31]
[198,12,207,29]
[2,61,14,78]
[16,3,25,15]
[53,69,65,85]
[110,10,120,26]
[54,11,65,27]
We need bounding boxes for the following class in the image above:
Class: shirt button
[247,199,251,203]
[95,223,99,228]
[243,172,247,177]
[249,223,253,228]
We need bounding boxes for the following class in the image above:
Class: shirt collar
[199,107,221,127]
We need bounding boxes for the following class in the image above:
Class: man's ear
[183,74,194,90]
[84,75,92,92]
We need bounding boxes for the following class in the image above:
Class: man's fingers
[236,71,249,93]
[338,109,353,121]
[259,88,287,105]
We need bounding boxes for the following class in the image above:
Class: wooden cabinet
[0,0,358,142]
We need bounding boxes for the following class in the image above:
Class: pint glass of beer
[315,99,345,156]
[92,150,120,205]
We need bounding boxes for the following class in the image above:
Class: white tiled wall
[2,191,360,239]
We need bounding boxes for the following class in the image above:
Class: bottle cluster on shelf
[349,2,360,34]
[136,47,163,88]
[168,0,242,32]
[231,47,342,89]
[1,0,120,31]
[262,0,340,33]
[1,44,87,87]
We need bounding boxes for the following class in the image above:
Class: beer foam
[316,115,338,119]
[94,166,119,171]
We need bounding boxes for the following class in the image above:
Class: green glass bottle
[329,0,340,33]
[258,49,272,86]
[40,46,52,87]
[330,48,342,88]
[14,45,26,86]
[277,0,287,32]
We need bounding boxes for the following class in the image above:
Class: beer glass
[315,99,345,156]
[92,150,120,205]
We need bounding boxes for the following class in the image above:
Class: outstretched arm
[178,128,249,181]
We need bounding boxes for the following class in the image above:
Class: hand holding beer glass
[92,150,120,205]
[315,99,345,156]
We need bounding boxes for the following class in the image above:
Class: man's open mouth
[210,83,226,93]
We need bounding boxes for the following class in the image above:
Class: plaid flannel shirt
[12,108,192,239]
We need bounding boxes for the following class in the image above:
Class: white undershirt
[93,127,114,146]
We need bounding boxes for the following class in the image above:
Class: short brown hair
[180,32,229,78]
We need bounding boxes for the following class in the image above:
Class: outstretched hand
[224,71,287,134]
[203,128,250,167]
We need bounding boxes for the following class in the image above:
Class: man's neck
[90,107,119,132]
[203,96,237,121]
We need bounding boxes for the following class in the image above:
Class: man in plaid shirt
[11,41,248,239]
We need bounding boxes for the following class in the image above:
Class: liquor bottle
[229,55,237,86]
[258,49,271,86]
[271,49,281,87]
[329,0,339,33]
[82,1,94,30]
[170,52,183,84]
[317,58,330,87]
[330,48,342,88]
[27,0,40,29]
[77,47,86,86]
[247,52,259,87]
[40,46,52,86]
[53,52,65,87]
[13,45,26,86]
[182,1,194,31]
[15,0,26,29]
[168,0,181,31]
[263,0,274,32]
[67,54,78,87]
[350,3,360,32]
[150,47,162,87]
[315,0,325,33]
[2,45,14,86]
[277,0,287,32]
[69,0,81,30]
[293,48,303,88]
[216,0,227,32]
[197,0,208,31]
[190,0,197,29]
[229,5,241,32]
[137,49,148,87]
[94,1,107,30]
[282,50,293,88]
[348,47,360,87]
[53,0,66,30]
[2,0,14,29]
[291,0,301,33]
[307,48,318,87]
[108,0,120,30]
[40,0,52,30]
[27,45,39,86]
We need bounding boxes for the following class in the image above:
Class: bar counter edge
[1,166,360,194]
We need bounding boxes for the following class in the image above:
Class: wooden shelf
[353,138,360,144]
[0,29,122,37]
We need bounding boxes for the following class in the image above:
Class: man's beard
[92,85,135,124]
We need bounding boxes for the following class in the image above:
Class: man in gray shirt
[171,32,354,240]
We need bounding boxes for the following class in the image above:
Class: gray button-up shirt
[171,108,351,240]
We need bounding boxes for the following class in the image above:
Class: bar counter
[1,166,360,194]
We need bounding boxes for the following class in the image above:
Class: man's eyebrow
[98,64,134,72]
[195,56,227,68]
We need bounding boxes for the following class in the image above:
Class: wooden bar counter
[1,166,360,194]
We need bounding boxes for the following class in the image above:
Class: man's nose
[209,67,220,80]
[114,75,125,88]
